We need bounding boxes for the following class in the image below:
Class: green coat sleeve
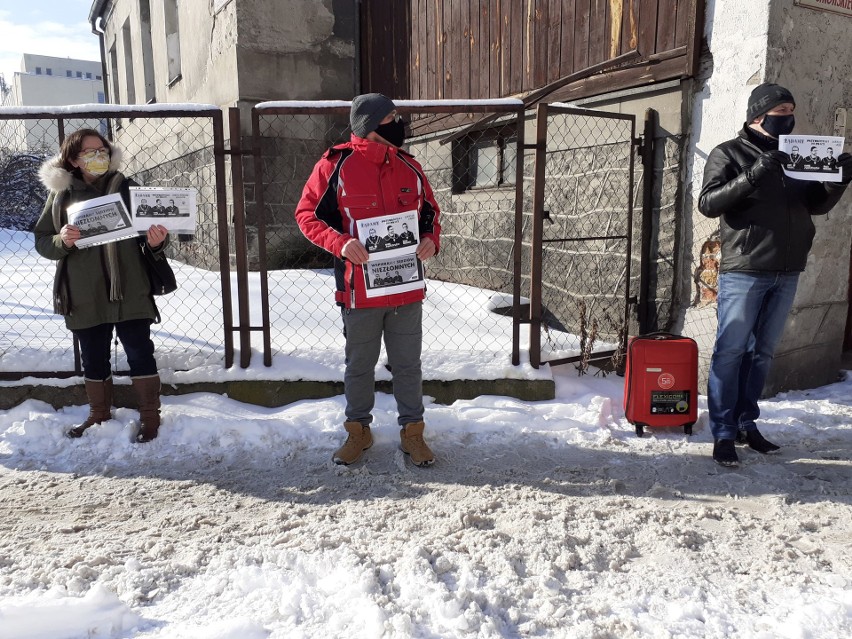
[33,192,74,261]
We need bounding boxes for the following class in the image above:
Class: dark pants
[72,319,157,381]
[342,303,424,426]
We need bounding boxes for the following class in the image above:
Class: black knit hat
[746,83,795,122]
[350,93,396,138]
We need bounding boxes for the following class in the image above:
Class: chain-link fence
[0,107,230,378]
[1,101,690,382]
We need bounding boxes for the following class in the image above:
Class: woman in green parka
[34,128,169,443]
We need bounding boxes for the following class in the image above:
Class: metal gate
[528,103,637,371]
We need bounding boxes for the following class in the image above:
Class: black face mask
[760,114,795,138]
[374,118,406,147]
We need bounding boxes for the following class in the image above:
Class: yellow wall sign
[795,0,852,17]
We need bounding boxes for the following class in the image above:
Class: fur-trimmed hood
[38,146,124,192]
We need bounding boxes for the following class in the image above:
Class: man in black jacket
[698,83,851,468]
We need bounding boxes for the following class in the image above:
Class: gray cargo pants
[341,302,424,427]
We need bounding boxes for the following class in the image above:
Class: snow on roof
[255,98,524,111]
[0,103,220,116]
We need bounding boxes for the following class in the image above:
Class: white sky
[2,225,852,637]
[0,2,100,87]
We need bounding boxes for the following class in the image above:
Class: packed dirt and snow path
[1,373,851,638]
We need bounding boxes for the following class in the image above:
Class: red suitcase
[623,332,698,437]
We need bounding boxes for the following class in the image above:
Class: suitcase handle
[635,331,680,341]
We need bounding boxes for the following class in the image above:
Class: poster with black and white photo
[779,135,845,182]
[129,187,198,234]
[363,253,425,298]
[66,193,136,248]
[356,210,419,261]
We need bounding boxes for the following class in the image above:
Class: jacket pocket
[740,225,756,255]
[340,194,378,218]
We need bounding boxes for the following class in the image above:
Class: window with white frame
[139,0,156,102]
[121,19,136,103]
[164,0,182,84]
[108,42,121,124]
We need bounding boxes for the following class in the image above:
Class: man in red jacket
[295,93,442,467]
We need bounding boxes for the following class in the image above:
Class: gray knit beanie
[350,93,396,138]
[746,83,795,123]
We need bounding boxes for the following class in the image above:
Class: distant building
[1,54,106,151]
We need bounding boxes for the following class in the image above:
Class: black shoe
[745,429,780,454]
[735,429,748,445]
[713,439,739,467]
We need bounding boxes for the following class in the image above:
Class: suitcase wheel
[635,423,644,437]
[684,423,694,436]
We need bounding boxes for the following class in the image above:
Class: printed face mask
[760,114,795,138]
[374,118,406,147]
[78,149,110,176]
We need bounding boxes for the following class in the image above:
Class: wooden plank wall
[362,0,699,100]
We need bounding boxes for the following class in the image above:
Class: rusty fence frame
[0,105,234,378]
[528,102,638,369]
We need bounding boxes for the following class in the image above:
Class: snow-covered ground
[2,229,852,638]
[2,370,852,638]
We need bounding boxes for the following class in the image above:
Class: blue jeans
[707,271,799,440]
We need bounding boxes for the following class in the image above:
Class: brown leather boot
[132,375,161,443]
[400,421,435,467]
[333,421,373,465]
[67,378,113,438]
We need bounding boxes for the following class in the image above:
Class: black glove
[746,150,788,186]
[838,152,852,184]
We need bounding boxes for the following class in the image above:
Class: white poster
[363,253,425,298]
[129,187,198,234]
[356,210,419,262]
[66,193,136,248]
[354,210,425,297]
[779,135,845,182]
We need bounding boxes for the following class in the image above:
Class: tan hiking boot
[333,421,373,465]
[400,421,435,467]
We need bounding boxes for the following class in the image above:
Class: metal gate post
[212,110,236,368]
[250,108,273,366]
[227,107,253,368]
[637,108,657,335]
[511,107,526,366]
[528,103,549,369]
[622,113,638,362]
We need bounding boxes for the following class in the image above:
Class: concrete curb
[1,378,556,410]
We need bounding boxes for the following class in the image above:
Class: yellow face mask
[78,149,110,176]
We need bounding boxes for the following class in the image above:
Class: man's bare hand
[146,224,168,248]
[341,238,370,265]
[416,236,437,261]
